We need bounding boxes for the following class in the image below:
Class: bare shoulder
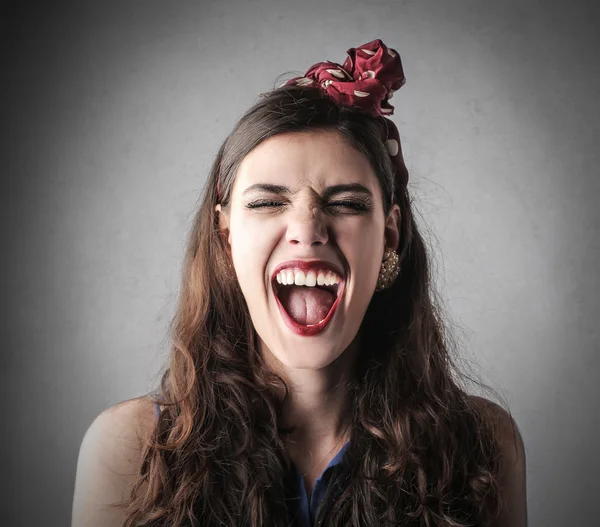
[469,395,528,526]
[101,396,157,443]
[80,396,157,471]
[469,396,525,458]
[71,396,158,527]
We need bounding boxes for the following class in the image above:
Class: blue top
[154,403,349,526]
[291,439,350,527]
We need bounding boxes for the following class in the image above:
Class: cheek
[339,220,384,290]
[229,217,275,289]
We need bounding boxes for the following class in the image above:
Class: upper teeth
[275,269,342,287]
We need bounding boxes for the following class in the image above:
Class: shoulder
[469,395,526,462]
[80,396,157,466]
[72,396,158,526]
[469,395,528,526]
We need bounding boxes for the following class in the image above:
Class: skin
[216,129,400,492]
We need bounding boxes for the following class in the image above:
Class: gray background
[2,0,598,525]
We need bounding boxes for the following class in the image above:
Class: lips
[270,259,346,336]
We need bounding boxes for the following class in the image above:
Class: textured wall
[2,0,598,525]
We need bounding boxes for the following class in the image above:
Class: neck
[259,337,360,448]
[281,375,354,447]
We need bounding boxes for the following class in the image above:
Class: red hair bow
[283,39,409,189]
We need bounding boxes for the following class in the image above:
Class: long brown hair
[121,85,503,526]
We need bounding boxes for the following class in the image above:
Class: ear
[215,204,232,249]
[384,203,401,252]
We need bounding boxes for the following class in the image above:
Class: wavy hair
[121,85,503,526]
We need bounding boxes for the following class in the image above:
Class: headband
[217,39,408,199]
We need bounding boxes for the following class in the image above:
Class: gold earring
[375,248,400,291]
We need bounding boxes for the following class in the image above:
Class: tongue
[277,286,336,326]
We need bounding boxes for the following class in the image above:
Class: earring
[375,248,400,292]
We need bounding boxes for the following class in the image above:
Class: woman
[72,39,527,526]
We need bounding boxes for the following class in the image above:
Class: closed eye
[245,200,370,212]
[327,200,370,212]
[246,200,285,209]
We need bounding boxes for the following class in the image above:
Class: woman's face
[217,129,400,370]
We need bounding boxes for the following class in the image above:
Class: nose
[285,203,329,247]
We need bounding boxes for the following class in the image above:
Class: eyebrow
[241,183,373,199]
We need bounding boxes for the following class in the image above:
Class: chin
[258,328,357,372]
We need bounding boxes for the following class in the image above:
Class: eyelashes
[245,199,371,213]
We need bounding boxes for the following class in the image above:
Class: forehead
[232,129,377,195]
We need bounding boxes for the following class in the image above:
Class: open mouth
[271,269,345,337]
